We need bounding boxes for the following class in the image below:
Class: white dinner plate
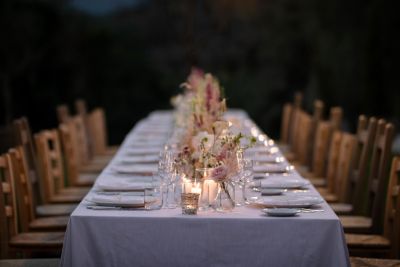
[258,195,323,208]
[262,208,299,217]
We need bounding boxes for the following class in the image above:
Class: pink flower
[210,165,228,182]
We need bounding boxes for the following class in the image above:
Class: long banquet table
[60,110,350,267]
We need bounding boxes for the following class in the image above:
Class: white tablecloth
[60,110,350,267]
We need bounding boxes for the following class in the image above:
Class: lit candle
[191,184,201,194]
[203,179,217,204]
[182,177,192,194]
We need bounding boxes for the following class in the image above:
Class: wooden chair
[13,118,77,217]
[330,116,378,214]
[287,92,303,148]
[59,121,97,186]
[9,147,68,232]
[323,131,344,193]
[34,130,88,204]
[301,121,333,186]
[70,115,108,173]
[0,154,64,258]
[283,92,303,160]
[75,99,118,158]
[87,107,119,157]
[288,99,325,168]
[311,121,333,178]
[340,120,395,234]
[346,157,400,259]
[279,103,293,146]
[300,107,343,187]
[292,111,313,166]
[317,132,358,203]
[56,102,109,173]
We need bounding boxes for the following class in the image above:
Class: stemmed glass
[241,158,261,204]
[158,149,180,208]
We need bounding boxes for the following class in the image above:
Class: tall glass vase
[214,181,235,212]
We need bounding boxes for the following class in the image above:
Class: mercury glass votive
[181,193,200,215]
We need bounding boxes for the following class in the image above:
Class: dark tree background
[0,0,398,144]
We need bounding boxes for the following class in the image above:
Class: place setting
[85,175,163,210]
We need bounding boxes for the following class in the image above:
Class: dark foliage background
[0,0,398,144]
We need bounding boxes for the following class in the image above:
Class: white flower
[191,131,215,151]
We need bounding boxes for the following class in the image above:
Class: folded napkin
[111,164,158,175]
[134,127,170,135]
[118,154,159,164]
[254,178,309,189]
[127,141,165,148]
[89,194,147,206]
[103,174,155,180]
[124,147,162,156]
[253,164,290,173]
[95,180,153,191]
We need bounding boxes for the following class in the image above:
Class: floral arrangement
[171,68,256,208]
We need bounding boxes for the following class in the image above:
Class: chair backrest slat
[0,154,18,258]
[294,111,313,165]
[9,147,35,232]
[306,100,324,168]
[335,133,358,202]
[72,116,91,167]
[325,131,343,194]
[88,108,109,155]
[59,122,79,186]
[288,92,303,148]
[35,130,66,202]
[350,116,378,212]
[368,120,395,233]
[280,103,293,144]
[13,117,43,206]
[311,121,333,177]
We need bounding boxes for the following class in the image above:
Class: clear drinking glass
[144,174,163,210]
[241,159,260,204]
[158,150,180,208]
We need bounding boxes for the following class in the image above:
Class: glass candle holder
[181,193,200,215]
